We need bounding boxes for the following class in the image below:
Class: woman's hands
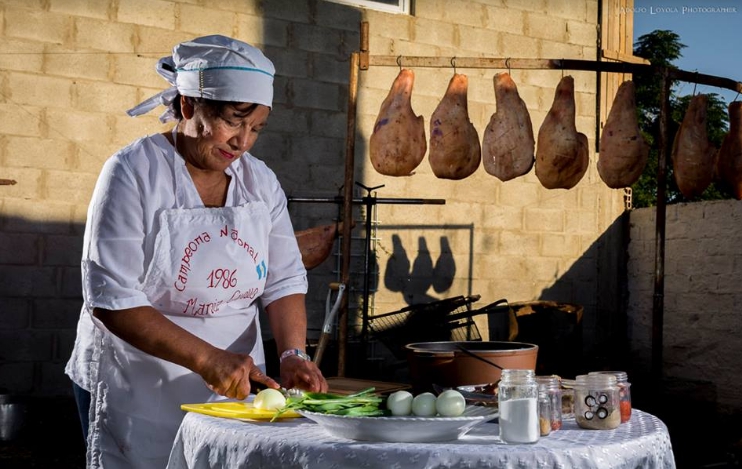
[279,355,328,393]
[199,348,280,400]
[93,306,281,400]
[265,294,328,393]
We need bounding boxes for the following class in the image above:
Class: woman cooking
[65,35,328,468]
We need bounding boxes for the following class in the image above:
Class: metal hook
[505,57,511,74]
[561,58,565,78]
[451,56,457,75]
[734,91,740,103]
[693,71,698,95]
[396,55,403,70]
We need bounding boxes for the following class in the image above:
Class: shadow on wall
[536,212,630,373]
[380,225,475,307]
[0,217,85,398]
[379,213,630,376]
[384,234,458,306]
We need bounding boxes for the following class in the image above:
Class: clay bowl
[405,341,538,394]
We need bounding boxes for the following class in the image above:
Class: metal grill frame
[367,295,483,359]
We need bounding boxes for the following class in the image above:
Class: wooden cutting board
[327,377,411,396]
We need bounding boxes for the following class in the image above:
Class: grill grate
[368,295,510,359]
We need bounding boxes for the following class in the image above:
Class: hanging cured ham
[295,222,346,270]
[597,81,650,188]
[716,101,742,199]
[428,73,481,179]
[370,69,426,176]
[482,72,535,181]
[672,94,715,199]
[535,76,589,189]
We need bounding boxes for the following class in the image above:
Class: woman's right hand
[199,349,280,400]
[92,306,278,400]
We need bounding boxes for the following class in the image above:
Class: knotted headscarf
[127,35,275,123]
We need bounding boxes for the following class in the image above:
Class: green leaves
[631,30,734,207]
[271,387,389,421]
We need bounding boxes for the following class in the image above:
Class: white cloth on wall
[167,409,676,469]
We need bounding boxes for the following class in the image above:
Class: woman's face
[178,98,270,173]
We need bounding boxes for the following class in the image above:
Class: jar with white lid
[574,374,621,430]
[498,369,539,443]
[589,371,631,423]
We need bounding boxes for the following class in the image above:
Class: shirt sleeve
[257,166,308,306]
[82,154,153,312]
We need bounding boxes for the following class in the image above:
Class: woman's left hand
[279,355,328,393]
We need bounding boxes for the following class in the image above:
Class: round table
[166,408,676,469]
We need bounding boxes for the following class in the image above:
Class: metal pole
[354,182,384,342]
[651,67,670,384]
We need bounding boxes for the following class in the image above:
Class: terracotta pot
[405,341,538,394]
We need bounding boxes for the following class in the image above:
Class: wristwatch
[280,348,311,363]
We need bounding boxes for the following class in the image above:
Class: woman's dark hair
[171,95,258,121]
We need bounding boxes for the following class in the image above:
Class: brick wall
[0,0,627,396]
[628,200,742,412]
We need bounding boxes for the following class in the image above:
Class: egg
[253,388,286,410]
[411,392,437,417]
[386,390,414,416]
[435,389,466,417]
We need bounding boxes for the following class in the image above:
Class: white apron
[87,136,271,469]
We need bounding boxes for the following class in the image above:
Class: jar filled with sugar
[498,369,539,444]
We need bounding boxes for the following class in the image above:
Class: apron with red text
[87,139,271,469]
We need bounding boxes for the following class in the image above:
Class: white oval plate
[298,406,498,443]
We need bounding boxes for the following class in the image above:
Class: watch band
[280,348,311,363]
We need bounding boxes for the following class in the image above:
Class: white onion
[435,389,466,417]
[386,390,414,416]
[253,388,286,410]
[411,392,437,417]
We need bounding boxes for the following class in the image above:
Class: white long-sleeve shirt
[65,133,307,390]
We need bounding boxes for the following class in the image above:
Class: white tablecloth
[167,409,675,469]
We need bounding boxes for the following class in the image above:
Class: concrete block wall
[628,200,742,412]
[0,0,627,396]
[0,0,361,396]
[356,0,626,363]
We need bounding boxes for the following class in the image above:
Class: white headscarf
[127,35,275,123]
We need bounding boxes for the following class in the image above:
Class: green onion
[271,387,390,421]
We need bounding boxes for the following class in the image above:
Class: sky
[632,0,741,104]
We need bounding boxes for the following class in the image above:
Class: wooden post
[651,67,671,384]
[338,50,360,377]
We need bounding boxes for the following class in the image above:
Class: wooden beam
[602,49,650,65]
[365,56,742,95]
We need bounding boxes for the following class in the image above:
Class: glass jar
[589,371,631,423]
[561,376,576,420]
[574,374,621,430]
[498,369,539,444]
[536,375,563,432]
[537,385,551,436]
